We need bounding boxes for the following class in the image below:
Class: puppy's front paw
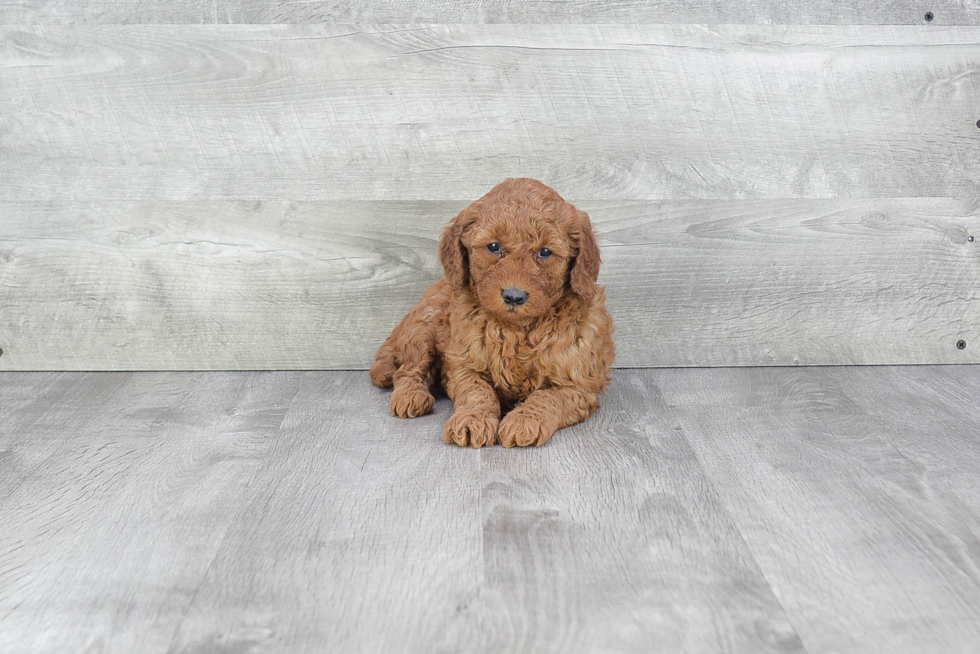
[390,385,434,418]
[498,410,556,448]
[444,411,499,448]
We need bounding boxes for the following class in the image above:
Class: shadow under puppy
[371,178,615,447]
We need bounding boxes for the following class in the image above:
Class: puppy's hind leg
[388,321,438,419]
[372,280,450,416]
[390,344,436,418]
[370,337,399,388]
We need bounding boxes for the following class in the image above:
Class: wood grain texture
[168,372,487,654]
[476,372,805,653]
[820,365,980,513]
[2,0,979,25]
[2,25,979,203]
[3,367,980,652]
[0,372,129,502]
[0,371,303,653]
[655,366,980,654]
[0,370,804,654]
[1,198,976,370]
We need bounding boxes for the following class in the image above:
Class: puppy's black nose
[502,287,528,306]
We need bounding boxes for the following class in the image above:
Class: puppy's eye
[537,247,553,259]
[487,242,501,254]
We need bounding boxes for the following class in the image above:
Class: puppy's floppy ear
[439,202,479,291]
[569,208,601,301]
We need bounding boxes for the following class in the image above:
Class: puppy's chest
[481,333,549,401]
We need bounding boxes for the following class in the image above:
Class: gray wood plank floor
[2,367,979,653]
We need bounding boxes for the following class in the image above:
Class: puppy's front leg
[499,387,599,448]
[443,369,501,448]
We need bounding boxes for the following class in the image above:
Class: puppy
[370,178,615,447]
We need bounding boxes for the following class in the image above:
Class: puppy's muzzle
[502,287,529,307]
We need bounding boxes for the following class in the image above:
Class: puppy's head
[439,178,600,325]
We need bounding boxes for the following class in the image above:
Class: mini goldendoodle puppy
[370,178,615,447]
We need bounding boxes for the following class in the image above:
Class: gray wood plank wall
[3,1,979,25]
[1,199,977,369]
[1,14,978,370]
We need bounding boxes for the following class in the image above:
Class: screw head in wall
[957,340,967,350]
[976,118,980,129]
[925,11,934,21]
[970,236,976,243]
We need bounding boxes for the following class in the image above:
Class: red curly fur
[370,178,615,447]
